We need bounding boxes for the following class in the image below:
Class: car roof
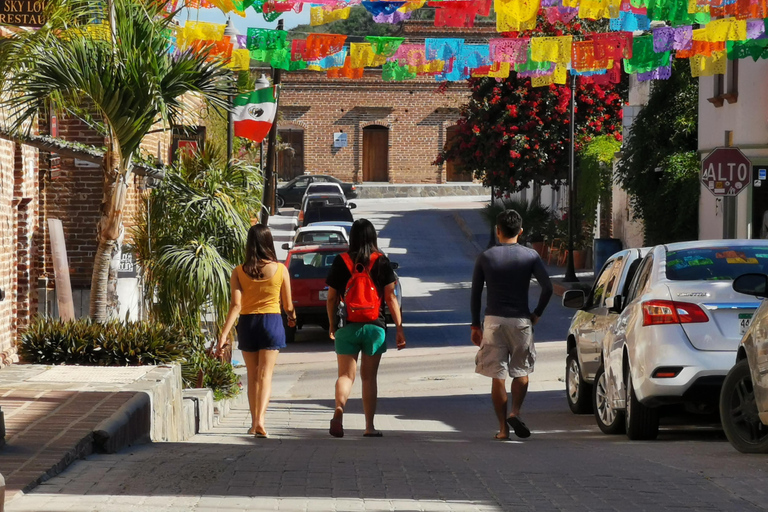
[296,225,347,233]
[304,192,345,199]
[309,221,353,227]
[662,239,768,252]
[287,244,349,255]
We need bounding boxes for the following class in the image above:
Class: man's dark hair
[496,209,523,239]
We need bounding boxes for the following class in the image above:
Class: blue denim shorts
[236,313,286,352]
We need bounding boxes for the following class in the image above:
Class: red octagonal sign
[701,147,752,197]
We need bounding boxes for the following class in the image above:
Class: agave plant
[132,145,262,333]
[0,0,234,322]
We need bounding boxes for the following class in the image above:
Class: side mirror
[391,262,400,270]
[562,289,586,309]
[282,243,290,250]
[733,273,768,298]
[348,202,357,209]
[605,295,623,313]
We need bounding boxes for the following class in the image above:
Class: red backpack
[341,252,381,323]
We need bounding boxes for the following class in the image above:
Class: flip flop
[506,416,531,439]
[254,432,269,439]
[363,431,383,437]
[330,418,344,438]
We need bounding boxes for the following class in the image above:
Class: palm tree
[1,0,234,322]
[132,146,262,333]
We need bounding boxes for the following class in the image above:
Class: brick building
[276,21,495,184]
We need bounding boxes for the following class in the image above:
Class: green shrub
[481,198,557,244]
[18,317,240,399]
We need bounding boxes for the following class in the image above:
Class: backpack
[340,252,382,323]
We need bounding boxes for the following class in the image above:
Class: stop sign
[701,147,752,197]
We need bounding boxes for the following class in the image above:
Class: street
[7,198,768,512]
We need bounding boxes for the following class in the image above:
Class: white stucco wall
[698,60,768,240]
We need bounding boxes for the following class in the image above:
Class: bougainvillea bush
[436,19,626,193]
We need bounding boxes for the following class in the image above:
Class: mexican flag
[233,87,277,143]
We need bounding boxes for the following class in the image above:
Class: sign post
[701,147,752,238]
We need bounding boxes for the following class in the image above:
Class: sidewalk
[449,208,594,295]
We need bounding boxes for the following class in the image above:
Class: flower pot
[573,249,587,270]
[531,241,545,257]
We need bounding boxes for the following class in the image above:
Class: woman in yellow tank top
[216,224,296,438]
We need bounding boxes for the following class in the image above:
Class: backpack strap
[341,252,380,273]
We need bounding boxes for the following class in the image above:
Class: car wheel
[720,359,768,453]
[593,365,625,434]
[566,348,593,414]
[625,369,659,440]
[276,195,286,208]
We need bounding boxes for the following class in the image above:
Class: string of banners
[170,0,768,85]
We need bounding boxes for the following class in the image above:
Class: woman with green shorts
[325,219,406,438]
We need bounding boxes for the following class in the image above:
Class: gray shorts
[475,316,535,379]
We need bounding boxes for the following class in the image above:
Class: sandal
[330,418,344,438]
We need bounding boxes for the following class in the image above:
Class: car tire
[625,369,659,440]
[566,348,593,414]
[276,195,286,208]
[720,359,768,453]
[593,365,625,434]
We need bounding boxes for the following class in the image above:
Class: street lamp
[563,73,579,283]
[224,17,240,163]
[253,74,270,173]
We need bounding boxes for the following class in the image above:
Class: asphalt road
[7,198,768,512]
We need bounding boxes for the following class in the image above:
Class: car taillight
[642,300,709,326]
[298,211,304,222]
[351,185,356,191]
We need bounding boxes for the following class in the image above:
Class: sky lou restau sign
[0,0,46,27]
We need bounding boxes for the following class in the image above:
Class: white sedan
[281,225,349,251]
[598,240,768,440]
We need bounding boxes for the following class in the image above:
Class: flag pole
[260,18,284,225]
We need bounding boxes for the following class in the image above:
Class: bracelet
[471,325,482,330]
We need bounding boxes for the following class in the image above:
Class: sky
[177,5,311,35]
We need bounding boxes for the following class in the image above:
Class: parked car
[302,205,355,228]
[295,193,353,228]
[595,240,768,440]
[307,221,353,238]
[281,225,349,251]
[277,175,357,208]
[720,272,768,453]
[562,248,649,416]
[303,182,345,199]
[284,244,402,343]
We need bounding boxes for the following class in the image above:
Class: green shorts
[334,323,387,356]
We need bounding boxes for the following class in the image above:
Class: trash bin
[593,238,623,276]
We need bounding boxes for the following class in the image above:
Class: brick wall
[275,21,487,184]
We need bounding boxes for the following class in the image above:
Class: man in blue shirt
[470,209,553,439]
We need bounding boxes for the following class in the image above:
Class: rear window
[666,247,768,281]
[308,185,340,194]
[289,251,341,279]
[305,208,354,225]
[296,231,346,246]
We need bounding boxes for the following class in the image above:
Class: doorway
[362,125,389,182]
[752,164,768,238]
[278,128,304,181]
[445,125,473,182]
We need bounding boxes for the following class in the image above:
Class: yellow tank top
[236,263,284,315]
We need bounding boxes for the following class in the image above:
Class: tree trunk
[89,157,130,322]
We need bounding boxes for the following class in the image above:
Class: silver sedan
[598,240,768,440]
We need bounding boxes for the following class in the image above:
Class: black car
[302,205,354,227]
[277,175,357,208]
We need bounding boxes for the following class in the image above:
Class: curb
[93,393,151,454]
[451,211,484,254]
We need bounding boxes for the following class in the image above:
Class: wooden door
[278,129,304,181]
[362,126,389,182]
[445,126,472,182]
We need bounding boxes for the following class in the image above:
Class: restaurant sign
[0,0,47,27]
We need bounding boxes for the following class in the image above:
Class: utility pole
[563,73,579,283]
[260,18,284,225]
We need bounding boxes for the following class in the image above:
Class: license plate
[319,290,328,300]
[739,313,753,335]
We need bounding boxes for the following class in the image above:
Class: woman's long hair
[348,219,380,266]
[242,224,278,279]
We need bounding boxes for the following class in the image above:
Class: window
[588,258,616,309]
[626,255,654,304]
[708,59,738,107]
[603,255,625,303]
[665,246,768,281]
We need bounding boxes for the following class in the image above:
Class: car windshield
[289,251,342,279]
[296,231,346,245]
[666,246,768,281]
